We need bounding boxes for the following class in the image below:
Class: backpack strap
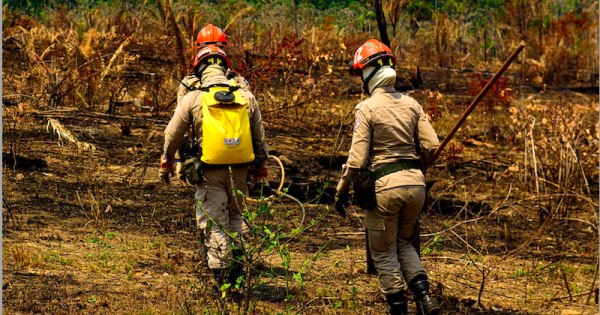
[198,83,240,92]
[199,84,245,106]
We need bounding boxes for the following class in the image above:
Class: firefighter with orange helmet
[174,24,253,185]
[177,24,251,105]
[161,45,269,285]
[335,39,441,315]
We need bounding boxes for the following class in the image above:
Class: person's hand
[175,161,189,186]
[334,190,350,218]
[159,154,174,186]
[252,166,268,180]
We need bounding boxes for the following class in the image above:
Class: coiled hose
[244,156,306,225]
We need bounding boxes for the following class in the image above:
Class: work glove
[159,154,174,186]
[251,166,268,181]
[334,190,350,218]
[175,160,189,186]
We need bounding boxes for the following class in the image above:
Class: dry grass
[2,2,598,314]
[47,118,96,152]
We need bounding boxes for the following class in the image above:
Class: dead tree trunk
[373,0,391,47]
[292,0,299,35]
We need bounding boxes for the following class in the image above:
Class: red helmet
[350,39,396,76]
[193,45,231,70]
[195,24,228,49]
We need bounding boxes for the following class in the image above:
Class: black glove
[334,190,350,218]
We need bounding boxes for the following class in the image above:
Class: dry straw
[99,36,132,82]
[46,118,96,152]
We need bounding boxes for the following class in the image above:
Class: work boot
[409,278,441,315]
[385,291,408,315]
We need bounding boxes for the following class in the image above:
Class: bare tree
[383,0,412,36]
[372,0,391,47]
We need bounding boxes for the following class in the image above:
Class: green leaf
[220,283,231,292]
[303,258,311,267]
[260,203,268,213]
[206,220,213,234]
[293,272,303,285]
[235,275,243,289]
[266,241,277,254]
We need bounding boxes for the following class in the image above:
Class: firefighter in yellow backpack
[174,24,252,184]
[160,46,269,285]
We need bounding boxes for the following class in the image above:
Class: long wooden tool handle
[426,41,526,168]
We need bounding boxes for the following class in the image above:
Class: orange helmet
[195,24,228,49]
[193,45,230,71]
[350,39,396,77]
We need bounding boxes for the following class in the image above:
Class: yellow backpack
[200,84,255,165]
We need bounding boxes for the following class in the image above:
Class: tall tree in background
[373,0,391,47]
[292,0,299,35]
[384,0,412,36]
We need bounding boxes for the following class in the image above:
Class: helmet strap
[362,64,382,95]
[194,63,210,79]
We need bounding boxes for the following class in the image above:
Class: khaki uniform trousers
[195,166,248,270]
[365,184,428,294]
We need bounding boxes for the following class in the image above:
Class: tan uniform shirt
[177,70,251,105]
[165,73,268,164]
[337,86,439,192]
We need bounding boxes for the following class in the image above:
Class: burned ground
[2,5,599,312]
[3,74,599,314]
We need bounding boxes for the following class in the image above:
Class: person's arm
[248,98,269,168]
[164,94,195,160]
[176,83,188,105]
[177,75,200,105]
[416,104,439,161]
[336,106,372,192]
